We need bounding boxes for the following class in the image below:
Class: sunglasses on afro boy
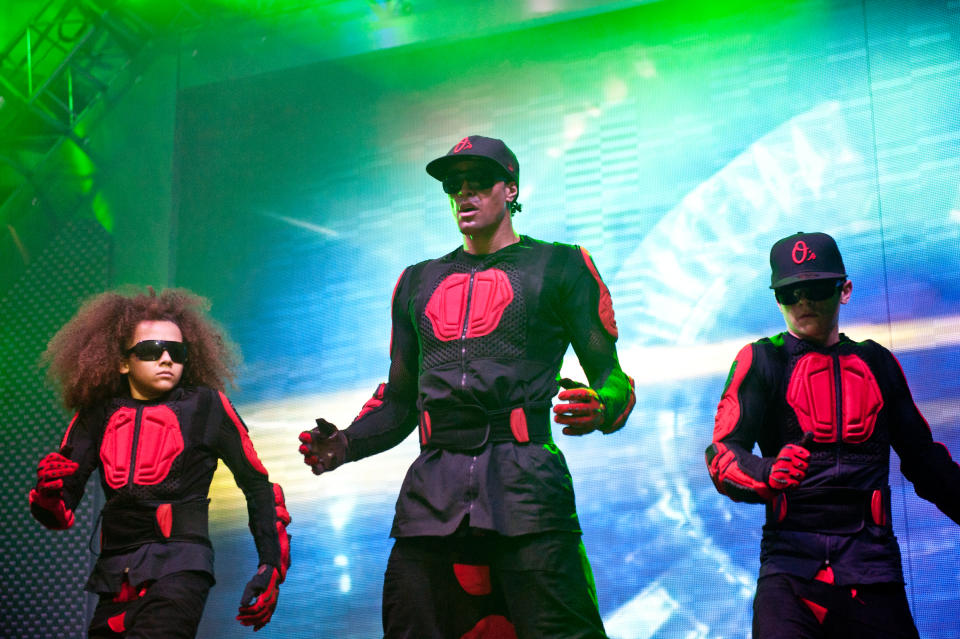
[125,340,188,364]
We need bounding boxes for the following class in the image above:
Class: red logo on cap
[792,241,816,264]
[453,137,473,153]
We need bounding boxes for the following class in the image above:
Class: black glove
[298,418,349,475]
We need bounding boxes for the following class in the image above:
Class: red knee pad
[802,598,828,624]
[453,564,491,596]
[461,615,517,639]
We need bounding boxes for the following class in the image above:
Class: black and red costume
[706,331,960,638]
[337,235,635,638]
[30,385,290,637]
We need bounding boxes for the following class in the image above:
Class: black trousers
[753,573,920,639]
[382,530,607,639]
[88,570,213,639]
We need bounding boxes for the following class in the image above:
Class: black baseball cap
[769,232,846,289]
[425,135,519,183]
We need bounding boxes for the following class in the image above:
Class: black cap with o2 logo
[769,232,847,289]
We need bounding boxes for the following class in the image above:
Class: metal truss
[0,0,206,289]
[0,0,158,198]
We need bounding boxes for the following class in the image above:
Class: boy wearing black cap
[705,232,960,638]
[299,135,635,638]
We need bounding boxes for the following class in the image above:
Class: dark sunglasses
[441,170,505,195]
[125,340,188,364]
[774,279,844,305]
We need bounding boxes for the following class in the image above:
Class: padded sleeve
[705,343,776,503]
[215,390,285,569]
[342,267,420,460]
[57,408,103,511]
[880,346,960,525]
[560,247,635,432]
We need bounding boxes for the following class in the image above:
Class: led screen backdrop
[167,1,960,637]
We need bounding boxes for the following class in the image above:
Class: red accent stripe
[814,566,835,584]
[579,248,618,339]
[419,411,431,445]
[218,391,268,476]
[389,269,407,355]
[509,407,529,443]
[802,598,828,624]
[59,413,79,450]
[108,612,126,632]
[871,489,886,526]
[156,503,172,538]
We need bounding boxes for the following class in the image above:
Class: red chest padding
[787,353,883,443]
[425,269,514,342]
[100,405,184,489]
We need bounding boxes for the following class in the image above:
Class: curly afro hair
[42,287,239,410]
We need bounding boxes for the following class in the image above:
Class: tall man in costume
[29,288,291,637]
[299,135,635,638]
[705,231,960,638]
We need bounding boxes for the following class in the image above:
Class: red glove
[553,378,606,436]
[272,484,291,582]
[768,433,813,490]
[236,564,280,631]
[298,418,349,475]
[36,451,78,492]
[29,451,78,529]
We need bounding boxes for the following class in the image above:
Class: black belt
[767,486,891,534]
[100,498,210,553]
[419,402,553,452]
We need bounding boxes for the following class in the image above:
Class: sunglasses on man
[441,169,507,195]
[125,340,189,364]
[774,279,844,305]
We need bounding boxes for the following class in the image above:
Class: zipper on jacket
[459,267,478,390]
[128,405,144,489]
[832,353,843,474]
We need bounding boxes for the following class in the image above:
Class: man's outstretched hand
[298,419,348,475]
